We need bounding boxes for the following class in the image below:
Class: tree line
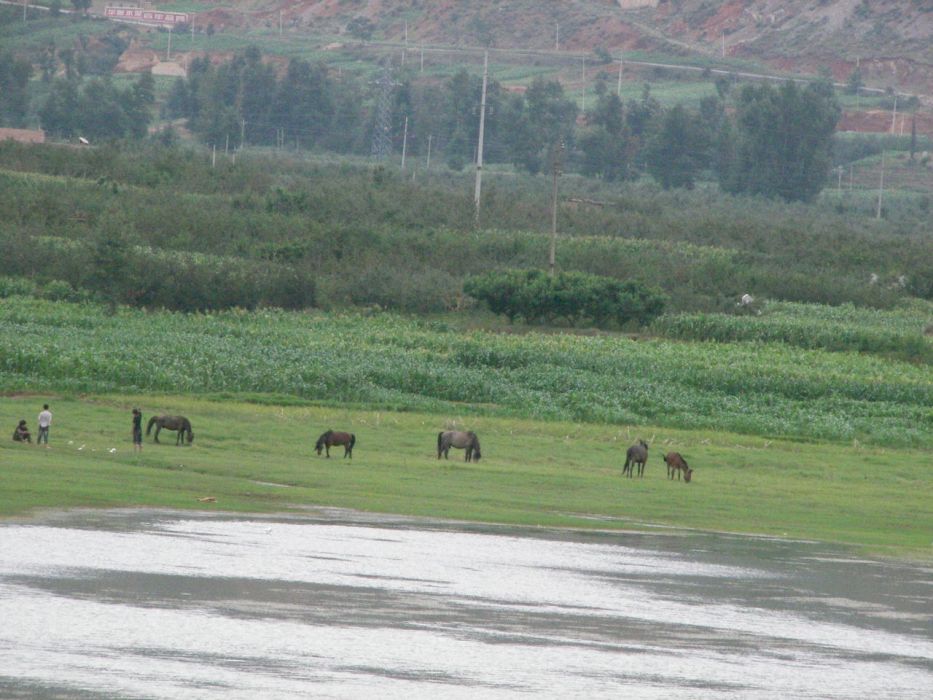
[159,48,841,202]
[1,33,843,202]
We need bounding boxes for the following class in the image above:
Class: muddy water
[0,510,930,699]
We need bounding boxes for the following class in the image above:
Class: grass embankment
[1,396,930,558]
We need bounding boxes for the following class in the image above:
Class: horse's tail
[184,418,193,442]
[472,434,481,461]
[349,434,356,449]
[437,431,444,457]
[146,416,157,435]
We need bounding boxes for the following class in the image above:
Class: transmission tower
[370,60,395,160]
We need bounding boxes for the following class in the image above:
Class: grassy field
[1,395,930,558]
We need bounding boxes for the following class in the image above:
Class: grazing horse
[146,415,194,445]
[315,430,356,458]
[622,440,649,478]
[437,430,481,462]
[663,452,693,483]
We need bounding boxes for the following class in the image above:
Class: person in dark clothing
[132,408,143,452]
[13,420,31,443]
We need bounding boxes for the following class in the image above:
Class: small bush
[465,269,666,328]
[0,276,36,298]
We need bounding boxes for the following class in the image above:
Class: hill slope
[183,1,931,91]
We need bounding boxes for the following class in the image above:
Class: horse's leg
[325,444,330,458]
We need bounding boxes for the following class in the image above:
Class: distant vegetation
[0,139,929,316]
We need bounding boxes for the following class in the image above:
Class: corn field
[0,298,929,447]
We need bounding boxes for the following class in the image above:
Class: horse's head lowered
[315,430,331,455]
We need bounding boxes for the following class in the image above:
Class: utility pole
[890,94,898,134]
[876,150,885,220]
[166,27,172,61]
[721,32,725,58]
[555,22,559,51]
[420,44,424,73]
[473,51,489,226]
[426,134,432,169]
[400,116,409,171]
[581,55,586,114]
[23,0,27,23]
[548,141,564,278]
[279,10,283,35]
[240,119,246,149]
[617,54,623,97]
[370,60,395,160]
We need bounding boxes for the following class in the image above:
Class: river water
[0,509,930,699]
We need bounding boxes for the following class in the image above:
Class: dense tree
[0,53,33,127]
[39,79,80,137]
[719,80,840,202]
[506,78,577,174]
[579,93,632,181]
[646,104,708,189]
[271,59,334,149]
[39,73,153,140]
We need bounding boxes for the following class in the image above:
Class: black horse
[315,430,356,458]
[622,440,648,478]
[146,415,194,445]
[437,430,482,462]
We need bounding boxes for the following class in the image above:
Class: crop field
[0,298,929,449]
[653,300,933,362]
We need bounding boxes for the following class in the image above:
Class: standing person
[132,408,143,453]
[37,403,52,446]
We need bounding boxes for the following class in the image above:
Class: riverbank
[2,395,930,559]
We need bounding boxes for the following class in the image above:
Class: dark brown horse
[146,415,194,445]
[664,452,693,483]
[437,430,481,462]
[622,440,648,478]
[315,430,356,458]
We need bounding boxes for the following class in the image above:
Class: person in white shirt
[37,404,52,446]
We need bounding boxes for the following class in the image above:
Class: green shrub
[465,269,666,328]
[0,276,36,298]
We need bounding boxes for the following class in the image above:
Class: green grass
[0,15,115,52]
[1,395,929,558]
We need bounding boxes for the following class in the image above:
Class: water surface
[1,509,930,698]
